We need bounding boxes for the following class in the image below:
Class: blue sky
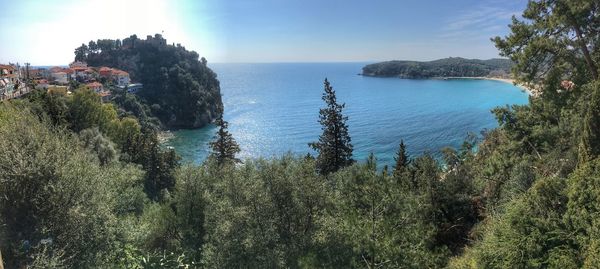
[0,0,527,65]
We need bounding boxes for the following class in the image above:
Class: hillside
[75,34,223,129]
[3,1,600,268]
[362,57,512,78]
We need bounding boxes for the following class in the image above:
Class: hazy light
[0,0,217,65]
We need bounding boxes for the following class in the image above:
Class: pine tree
[393,140,409,176]
[209,109,241,165]
[309,78,353,175]
[579,82,600,163]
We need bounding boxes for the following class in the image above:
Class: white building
[113,70,130,87]
[51,72,68,84]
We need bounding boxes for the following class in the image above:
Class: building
[72,67,96,81]
[99,91,112,102]
[35,79,49,90]
[70,66,87,80]
[49,66,64,74]
[51,72,68,84]
[97,67,130,86]
[99,67,112,77]
[63,68,75,80]
[125,83,143,93]
[1,64,17,83]
[28,68,45,79]
[86,81,103,93]
[112,70,130,87]
[1,64,18,95]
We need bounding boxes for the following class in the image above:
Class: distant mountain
[362,57,512,79]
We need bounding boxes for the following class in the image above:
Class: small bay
[164,62,529,166]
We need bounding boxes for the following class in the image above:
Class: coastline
[436,76,532,95]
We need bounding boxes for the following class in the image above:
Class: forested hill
[362,57,512,78]
[75,34,222,129]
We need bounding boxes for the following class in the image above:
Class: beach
[437,77,533,95]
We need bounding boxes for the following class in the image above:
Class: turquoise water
[165,62,529,166]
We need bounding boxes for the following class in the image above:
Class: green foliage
[76,34,223,128]
[449,175,574,269]
[79,127,119,165]
[112,91,161,130]
[362,57,512,78]
[129,131,180,201]
[579,81,600,162]
[25,88,69,126]
[310,79,354,175]
[173,165,209,261]
[393,140,409,176]
[5,3,600,266]
[325,154,449,268]
[0,105,146,268]
[493,0,599,86]
[68,88,117,133]
[209,110,241,165]
[201,156,329,268]
[565,158,600,264]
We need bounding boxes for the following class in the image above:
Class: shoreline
[436,76,532,95]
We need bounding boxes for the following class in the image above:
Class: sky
[0,0,527,65]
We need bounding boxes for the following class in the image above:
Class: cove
[164,62,529,167]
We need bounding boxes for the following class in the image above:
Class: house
[1,64,18,94]
[86,81,103,93]
[0,64,17,84]
[35,79,49,90]
[63,68,75,80]
[99,67,113,77]
[71,66,88,80]
[99,91,112,102]
[49,66,64,74]
[74,68,96,81]
[51,72,68,84]
[84,68,96,79]
[112,70,130,87]
[125,83,143,93]
[97,67,130,86]
[28,68,45,79]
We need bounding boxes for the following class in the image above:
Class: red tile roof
[86,82,103,88]
[49,67,64,73]
[113,70,129,76]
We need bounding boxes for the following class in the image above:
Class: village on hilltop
[0,61,142,101]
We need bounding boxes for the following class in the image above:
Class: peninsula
[362,57,512,79]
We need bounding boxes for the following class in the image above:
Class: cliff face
[362,57,512,79]
[76,34,223,129]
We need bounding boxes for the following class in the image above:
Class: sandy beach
[436,77,533,95]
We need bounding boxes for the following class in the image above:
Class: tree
[132,131,180,201]
[579,82,600,162]
[0,105,146,268]
[67,88,116,133]
[493,0,599,87]
[209,109,240,165]
[79,127,118,165]
[393,140,409,176]
[74,43,88,62]
[309,79,353,175]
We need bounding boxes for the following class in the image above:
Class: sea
[164,62,529,167]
